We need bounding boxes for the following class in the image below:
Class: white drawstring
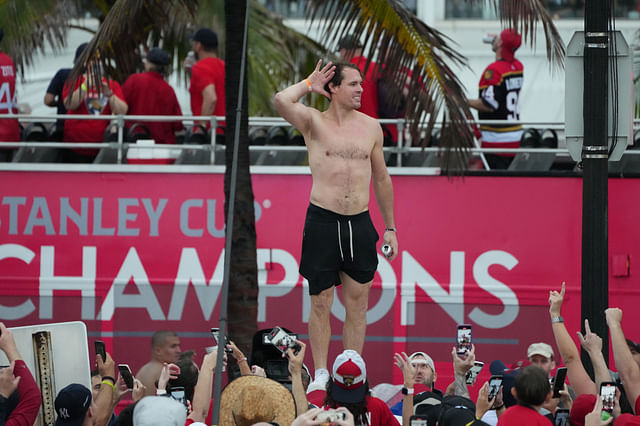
[337,221,344,261]
[348,220,354,261]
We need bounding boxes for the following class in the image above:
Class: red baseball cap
[500,29,522,62]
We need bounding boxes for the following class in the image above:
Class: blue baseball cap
[54,384,91,426]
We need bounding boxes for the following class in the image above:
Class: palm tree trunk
[224,0,258,361]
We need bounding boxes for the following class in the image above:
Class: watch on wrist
[551,316,564,324]
[401,387,414,395]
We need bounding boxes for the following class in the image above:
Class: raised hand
[605,308,622,327]
[307,60,336,99]
[549,281,565,317]
[393,352,416,387]
[578,319,603,354]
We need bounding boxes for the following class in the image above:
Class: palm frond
[0,0,72,78]
[489,0,565,68]
[69,0,198,85]
[248,1,326,115]
[307,0,476,170]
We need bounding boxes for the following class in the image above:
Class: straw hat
[219,376,296,426]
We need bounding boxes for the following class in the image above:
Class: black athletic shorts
[299,203,379,295]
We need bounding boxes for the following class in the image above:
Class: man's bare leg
[308,286,334,373]
[341,272,372,354]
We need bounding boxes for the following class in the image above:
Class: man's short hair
[527,342,554,360]
[74,42,88,64]
[324,62,362,96]
[151,330,177,349]
[437,395,477,426]
[337,34,363,51]
[514,365,550,406]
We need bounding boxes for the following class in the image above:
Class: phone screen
[211,328,233,353]
[170,387,187,407]
[600,382,616,413]
[465,361,484,385]
[118,364,134,389]
[457,324,472,354]
[94,340,106,362]
[409,416,428,426]
[555,409,570,426]
[552,367,567,397]
[488,375,503,400]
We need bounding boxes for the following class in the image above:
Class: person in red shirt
[63,57,128,162]
[306,350,400,426]
[0,27,20,161]
[188,28,225,137]
[121,47,183,144]
[498,366,553,426]
[337,34,380,119]
[0,322,41,426]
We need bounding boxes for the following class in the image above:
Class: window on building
[445,0,640,19]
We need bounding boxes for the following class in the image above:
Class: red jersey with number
[63,76,126,154]
[0,52,20,142]
[122,71,183,144]
[189,56,225,134]
[351,55,380,118]
[478,59,523,153]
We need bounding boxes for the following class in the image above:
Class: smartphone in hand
[465,361,484,385]
[555,408,570,426]
[552,367,567,398]
[456,324,472,356]
[170,386,188,408]
[488,375,503,401]
[94,340,106,362]
[118,364,134,390]
[210,328,233,353]
[600,382,617,413]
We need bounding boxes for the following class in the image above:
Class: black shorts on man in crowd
[300,203,379,295]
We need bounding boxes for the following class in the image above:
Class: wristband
[551,316,564,324]
[401,387,414,395]
[101,376,115,384]
[238,357,247,363]
[304,79,312,92]
[155,389,167,395]
[101,380,115,391]
[385,227,397,233]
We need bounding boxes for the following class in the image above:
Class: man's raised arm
[273,59,335,134]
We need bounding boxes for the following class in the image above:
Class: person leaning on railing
[62,58,128,163]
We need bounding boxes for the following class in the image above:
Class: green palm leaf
[0,0,72,78]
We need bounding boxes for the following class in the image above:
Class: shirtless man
[136,330,181,396]
[274,60,398,386]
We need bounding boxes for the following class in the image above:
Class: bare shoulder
[359,112,383,141]
[136,361,161,377]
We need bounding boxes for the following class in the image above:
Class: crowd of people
[0,25,527,168]
[0,26,225,163]
[1,284,640,426]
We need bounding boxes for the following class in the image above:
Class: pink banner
[0,171,638,389]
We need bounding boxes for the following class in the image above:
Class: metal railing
[2,113,640,170]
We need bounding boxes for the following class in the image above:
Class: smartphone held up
[266,326,301,355]
[118,364,134,390]
[456,324,472,356]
